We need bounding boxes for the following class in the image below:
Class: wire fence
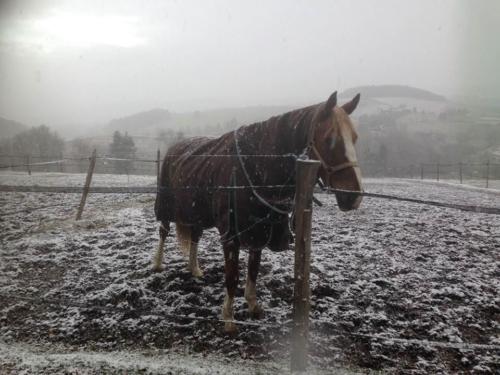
[1,185,498,216]
[0,151,499,216]
[1,152,499,188]
[324,187,500,215]
[1,150,500,366]
[0,153,298,179]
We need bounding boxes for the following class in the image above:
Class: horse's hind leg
[176,224,203,278]
[188,226,203,278]
[222,239,240,334]
[245,249,263,319]
[152,221,169,272]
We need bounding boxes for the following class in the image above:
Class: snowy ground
[0,173,499,374]
[0,171,157,187]
[0,341,340,375]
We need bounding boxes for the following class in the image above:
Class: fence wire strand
[324,187,500,215]
[312,319,500,351]
[1,184,497,215]
[0,159,67,169]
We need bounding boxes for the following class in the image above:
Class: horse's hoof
[190,267,203,278]
[152,264,165,273]
[224,321,238,335]
[249,304,264,320]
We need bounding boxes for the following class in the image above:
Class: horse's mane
[234,102,324,156]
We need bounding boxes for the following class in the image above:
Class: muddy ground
[0,175,499,374]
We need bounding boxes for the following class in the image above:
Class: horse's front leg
[222,239,240,334]
[152,221,169,272]
[245,249,263,318]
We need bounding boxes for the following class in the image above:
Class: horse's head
[311,91,362,211]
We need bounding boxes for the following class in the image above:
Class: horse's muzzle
[335,191,362,211]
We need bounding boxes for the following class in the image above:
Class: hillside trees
[109,131,137,174]
[6,125,64,157]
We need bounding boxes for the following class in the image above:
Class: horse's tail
[154,155,171,222]
[175,224,191,257]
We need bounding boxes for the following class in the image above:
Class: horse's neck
[240,107,316,156]
[234,106,317,187]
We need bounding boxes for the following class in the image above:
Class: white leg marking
[152,236,165,271]
[223,293,234,320]
[188,241,203,277]
[176,224,191,257]
[244,278,257,312]
[222,292,237,333]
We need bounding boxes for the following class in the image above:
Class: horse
[153,91,362,333]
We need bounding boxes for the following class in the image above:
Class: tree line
[0,126,141,174]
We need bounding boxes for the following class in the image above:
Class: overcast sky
[0,0,498,126]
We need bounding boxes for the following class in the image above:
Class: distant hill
[107,105,294,136]
[108,108,172,133]
[0,116,28,139]
[341,85,446,102]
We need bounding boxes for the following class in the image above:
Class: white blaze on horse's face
[334,107,363,191]
[324,106,363,210]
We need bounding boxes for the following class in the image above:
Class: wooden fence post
[459,162,463,184]
[436,163,440,181]
[291,159,320,372]
[156,149,161,190]
[420,164,423,180]
[27,154,31,175]
[485,160,490,188]
[76,149,97,220]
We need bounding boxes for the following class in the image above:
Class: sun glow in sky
[0,0,498,126]
[5,9,146,52]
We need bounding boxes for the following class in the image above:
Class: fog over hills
[103,85,452,138]
[3,83,499,145]
[0,117,28,139]
[106,105,295,137]
[1,83,498,178]
[108,108,172,134]
[341,85,446,102]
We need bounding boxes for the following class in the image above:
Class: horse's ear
[342,93,361,115]
[325,91,337,112]
[319,91,337,119]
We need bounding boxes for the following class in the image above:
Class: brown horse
[153,91,362,333]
